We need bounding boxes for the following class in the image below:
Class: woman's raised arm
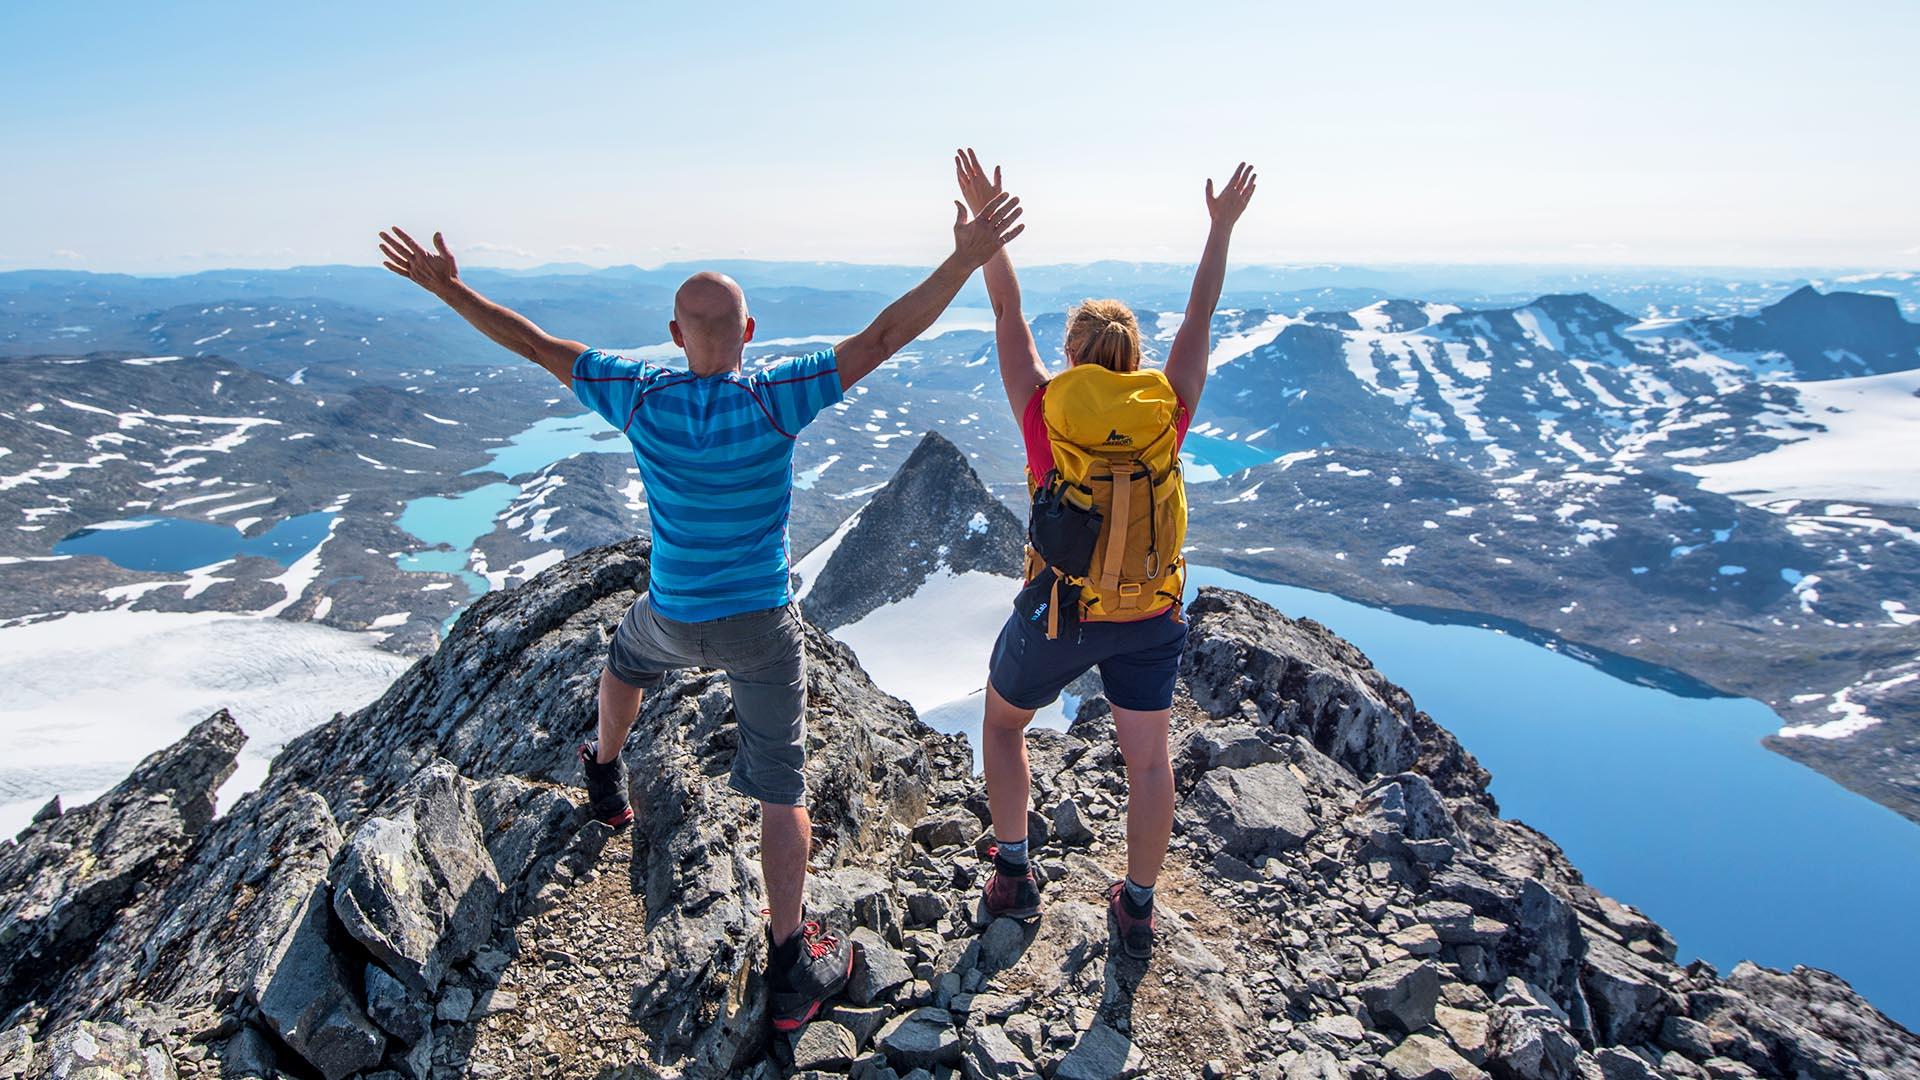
[958,148,1049,419]
[1163,162,1257,412]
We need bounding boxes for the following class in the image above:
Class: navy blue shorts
[987,603,1188,713]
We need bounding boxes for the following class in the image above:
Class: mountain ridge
[2,530,1915,1077]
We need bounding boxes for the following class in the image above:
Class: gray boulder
[1382,1033,1480,1080]
[878,1007,962,1070]
[1580,937,1669,1046]
[1179,762,1316,859]
[251,879,385,1080]
[1056,1023,1142,1080]
[33,1020,174,1080]
[1485,1006,1580,1080]
[1358,959,1441,1035]
[792,1020,859,1071]
[331,761,500,994]
[963,1023,1034,1079]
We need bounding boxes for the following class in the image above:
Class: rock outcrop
[1,538,1914,1079]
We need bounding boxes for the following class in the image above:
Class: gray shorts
[605,594,808,806]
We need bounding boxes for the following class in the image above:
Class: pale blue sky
[2,1,1915,273]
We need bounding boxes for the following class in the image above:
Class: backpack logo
[1103,429,1134,446]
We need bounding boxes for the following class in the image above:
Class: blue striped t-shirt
[571,347,843,622]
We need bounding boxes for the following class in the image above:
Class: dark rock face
[0,538,1914,1079]
[0,711,243,1017]
[800,430,1024,631]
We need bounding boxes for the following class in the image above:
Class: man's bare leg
[982,684,1038,844]
[761,801,811,943]
[596,668,643,762]
[1111,705,1175,888]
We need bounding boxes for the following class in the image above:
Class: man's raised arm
[378,227,587,387]
[833,194,1025,392]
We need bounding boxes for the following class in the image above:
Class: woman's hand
[1205,162,1258,229]
[954,147,1004,218]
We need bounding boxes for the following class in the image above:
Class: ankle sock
[994,837,1029,867]
[768,926,801,966]
[1122,877,1155,916]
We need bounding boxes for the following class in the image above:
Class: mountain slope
[2,539,1914,1079]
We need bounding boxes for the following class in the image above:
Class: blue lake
[54,512,333,572]
[1187,564,1920,1028]
[392,414,628,596]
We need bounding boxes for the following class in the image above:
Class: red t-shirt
[1020,383,1192,482]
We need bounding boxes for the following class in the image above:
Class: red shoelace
[761,910,839,958]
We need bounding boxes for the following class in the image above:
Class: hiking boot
[980,847,1042,922]
[766,920,854,1031]
[1107,880,1155,960]
[576,740,633,828]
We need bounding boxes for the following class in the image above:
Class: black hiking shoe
[766,920,854,1032]
[979,847,1042,922]
[1107,880,1155,960]
[576,740,633,828]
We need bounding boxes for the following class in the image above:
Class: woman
[956,149,1256,959]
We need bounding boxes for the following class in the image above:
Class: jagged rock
[1179,762,1316,859]
[1181,589,1491,799]
[976,917,1028,975]
[1725,962,1920,1079]
[0,1027,31,1078]
[1591,1046,1661,1079]
[1177,724,1288,775]
[1581,937,1669,1046]
[221,1025,276,1080]
[1359,959,1441,1035]
[1485,1006,1581,1080]
[1382,1033,1481,1080]
[793,1021,859,1071]
[34,1020,174,1080]
[850,927,914,1005]
[826,1004,890,1049]
[913,811,976,851]
[1051,799,1094,847]
[0,712,243,1015]
[878,1007,962,1070]
[249,877,385,1080]
[363,964,430,1043]
[1433,1005,1489,1063]
[963,1023,1034,1079]
[1659,1014,1717,1058]
[1056,1024,1142,1080]
[470,775,581,922]
[331,761,501,993]
[801,431,1024,631]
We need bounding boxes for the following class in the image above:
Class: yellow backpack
[1023,363,1188,638]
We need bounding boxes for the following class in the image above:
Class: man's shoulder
[753,348,839,386]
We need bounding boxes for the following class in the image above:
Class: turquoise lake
[55,512,333,571]
[391,413,629,596]
[1186,564,1920,1029]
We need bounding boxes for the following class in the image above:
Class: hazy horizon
[4,3,1917,274]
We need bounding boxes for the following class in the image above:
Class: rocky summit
[2,540,1916,1080]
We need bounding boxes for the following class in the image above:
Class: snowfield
[0,610,412,839]
[1679,369,1920,507]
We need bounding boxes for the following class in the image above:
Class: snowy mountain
[792,431,1038,733]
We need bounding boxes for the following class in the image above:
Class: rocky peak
[799,430,1024,631]
[1700,286,1920,378]
[0,542,1914,1079]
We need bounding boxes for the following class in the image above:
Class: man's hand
[952,192,1024,270]
[379,227,460,296]
[954,147,1003,217]
[1205,163,1258,228]
[377,225,584,386]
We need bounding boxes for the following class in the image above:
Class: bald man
[378,191,1023,1030]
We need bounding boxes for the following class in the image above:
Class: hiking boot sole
[974,896,1042,927]
[594,805,634,829]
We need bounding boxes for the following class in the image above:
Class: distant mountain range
[2,263,1916,826]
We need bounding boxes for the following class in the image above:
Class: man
[376,189,1023,1029]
